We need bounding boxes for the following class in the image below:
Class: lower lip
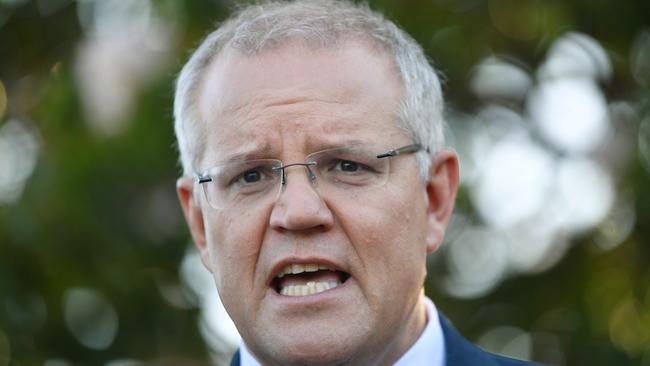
[267,277,354,305]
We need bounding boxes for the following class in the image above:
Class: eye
[241,169,262,183]
[338,160,360,172]
[212,160,279,192]
[322,158,375,175]
[226,165,273,187]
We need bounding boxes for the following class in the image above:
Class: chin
[256,331,364,366]
[272,349,353,366]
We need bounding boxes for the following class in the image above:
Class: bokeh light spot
[446,111,489,185]
[478,326,533,361]
[554,158,614,233]
[609,296,650,356]
[631,30,650,86]
[594,198,635,251]
[538,32,611,80]
[180,247,240,356]
[78,0,152,40]
[444,227,509,298]
[63,288,119,350]
[505,221,562,274]
[472,133,554,229]
[74,0,177,136]
[529,78,609,154]
[470,56,532,102]
[0,119,40,204]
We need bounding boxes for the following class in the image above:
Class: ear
[424,149,459,254]
[177,177,212,272]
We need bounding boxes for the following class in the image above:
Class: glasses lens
[199,145,399,209]
[309,145,389,190]
[202,159,282,209]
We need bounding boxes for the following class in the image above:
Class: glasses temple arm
[376,143,428,159]
[196,175,212,184]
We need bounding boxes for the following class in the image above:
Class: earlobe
[424,150,459,253]
[177,177,212,272]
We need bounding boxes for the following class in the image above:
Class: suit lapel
[439,314,500,366]
[230,349,241,366]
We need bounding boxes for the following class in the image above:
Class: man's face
[178,41,457,365]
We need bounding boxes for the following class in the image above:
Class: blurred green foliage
[0,0,649,365]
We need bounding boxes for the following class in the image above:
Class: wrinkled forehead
[194,40,406,161]
[199,38,402,114]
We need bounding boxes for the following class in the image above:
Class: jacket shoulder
[228,316,544,366]
[439,314,545,366]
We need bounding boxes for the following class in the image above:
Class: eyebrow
[306,139,368,152]
[222,144,276,162]
[220,139,373,163]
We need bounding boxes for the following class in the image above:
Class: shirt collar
[240,296,446,366]
[393,296,446,366]
[240,340,260,366]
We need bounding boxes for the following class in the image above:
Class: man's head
[175,0,445,179]
[174,1,458,365]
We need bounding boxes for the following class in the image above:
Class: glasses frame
[194,143,428,208]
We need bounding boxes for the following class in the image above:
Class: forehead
[196,40,405,160]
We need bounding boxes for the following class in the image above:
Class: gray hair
[174,0,445,179]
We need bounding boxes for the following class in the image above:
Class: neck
[355,292,429,366]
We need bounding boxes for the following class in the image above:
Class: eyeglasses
[195,143,426,209]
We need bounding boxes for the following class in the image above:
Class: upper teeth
[277,263,334,278]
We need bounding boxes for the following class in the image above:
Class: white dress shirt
[240,296,446,366]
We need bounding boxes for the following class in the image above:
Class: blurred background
[0,0,649,365]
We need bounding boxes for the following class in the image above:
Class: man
[174,1,540,365]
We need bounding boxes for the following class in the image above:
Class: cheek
[204,209,267,289]
[342,186,428,276]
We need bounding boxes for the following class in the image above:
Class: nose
[269,164,334,232]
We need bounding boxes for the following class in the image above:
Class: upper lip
[268,257,347,286]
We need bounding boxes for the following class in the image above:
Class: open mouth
[271,263,350,297]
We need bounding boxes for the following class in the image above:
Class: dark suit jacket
[229,314,542,365]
